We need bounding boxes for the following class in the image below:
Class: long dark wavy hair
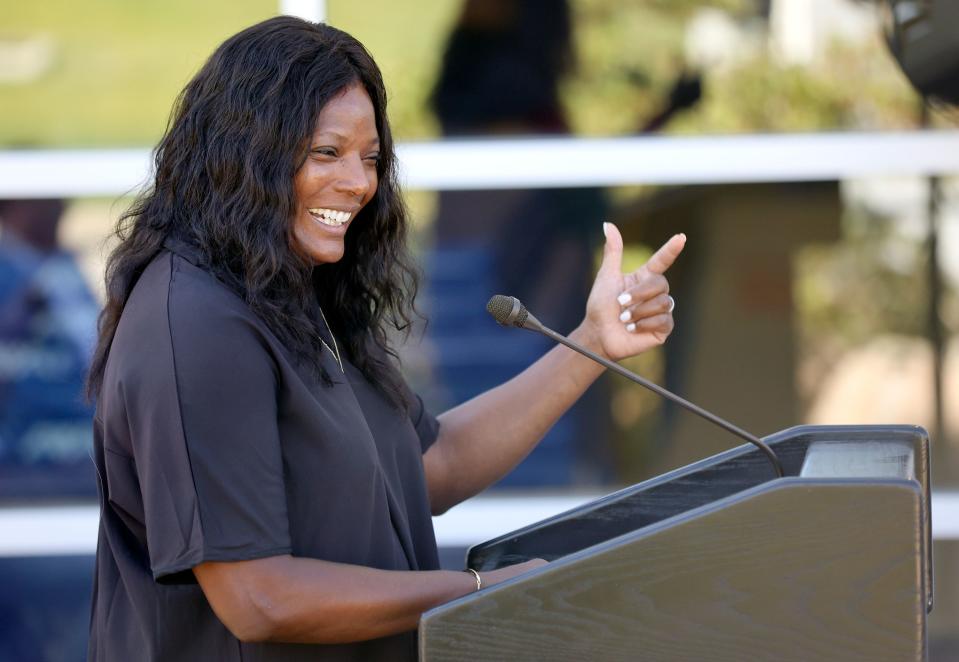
[87,16,419,409]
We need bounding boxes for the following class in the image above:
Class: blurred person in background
[85,16,683,661]
[0,198,97,497]
[426,0,700,485]
[431,0,597,347]
[427,0,613,485]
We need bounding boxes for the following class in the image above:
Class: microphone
[486,294,784,478]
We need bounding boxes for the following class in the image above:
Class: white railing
[2,130,958,199]
[1,490,957,556]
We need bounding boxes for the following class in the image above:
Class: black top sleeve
[135,264,292,580]
[409,393,440,454]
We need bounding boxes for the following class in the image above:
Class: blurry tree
[795,190,958,406]
[671,40,920,133]
[563,0,922,136]
[0,0,942,145]
[565,0,749,135]
[800,207,931,344]
[0,0,275,146]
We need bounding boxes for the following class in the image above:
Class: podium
[419,425,932,661]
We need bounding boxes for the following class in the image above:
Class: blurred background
[2,0,958,659]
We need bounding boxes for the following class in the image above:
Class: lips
[307,207,352,227]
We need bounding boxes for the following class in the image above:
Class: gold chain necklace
[317,305,344,373]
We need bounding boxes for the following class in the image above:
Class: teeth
[307,208,352,227]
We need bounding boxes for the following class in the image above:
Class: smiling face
[291,82,380,265]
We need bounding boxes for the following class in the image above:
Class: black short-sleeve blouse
[88,239,441,661]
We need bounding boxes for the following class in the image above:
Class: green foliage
[0,0,459,146]
[564,2,920,136]
[1,0,276,147]
[790,193,959,417]
[0,0,931,146]
[671,39,919,133]
[797,211,932,347]
[565,0,717,135]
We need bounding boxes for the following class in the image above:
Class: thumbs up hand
[580,223,685,362]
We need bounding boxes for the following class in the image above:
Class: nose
[335,154,372,199]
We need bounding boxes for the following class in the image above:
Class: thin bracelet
[464,568,483,591]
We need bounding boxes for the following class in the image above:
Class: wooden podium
[419,425,932,661]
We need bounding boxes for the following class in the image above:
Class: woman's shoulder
[108,245,279,389]
[157,237,242,303]
[119,242,265,349]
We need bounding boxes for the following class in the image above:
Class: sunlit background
[2,0,958,658]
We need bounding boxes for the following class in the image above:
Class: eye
[364,152,381,166]
[311,146,337,158]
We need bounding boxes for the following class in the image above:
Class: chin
[310,247,345,266]
[294,238,346,266]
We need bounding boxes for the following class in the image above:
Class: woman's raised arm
[423,223,685,514]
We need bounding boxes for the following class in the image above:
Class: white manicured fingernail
[626,323,636,333]
[617,292,632,306]
[619,310,631,322]
[603,222,610,238]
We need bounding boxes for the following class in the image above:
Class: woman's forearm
[254,560,468,643]
[424,322,606,514]
[194,555,542,644]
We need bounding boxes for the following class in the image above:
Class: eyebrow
[314,130,380,146]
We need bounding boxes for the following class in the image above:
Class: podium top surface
[467,424,932,611]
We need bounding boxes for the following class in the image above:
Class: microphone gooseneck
[486,295,785,478]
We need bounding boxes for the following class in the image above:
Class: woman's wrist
[568,320,610,364]
[464,568,483,592]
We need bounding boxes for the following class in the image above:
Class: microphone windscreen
[486,295,515,325]
[486,295,528,327]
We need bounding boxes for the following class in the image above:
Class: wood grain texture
[421,479,926,662]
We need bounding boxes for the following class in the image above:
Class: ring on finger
[667,295,675,313]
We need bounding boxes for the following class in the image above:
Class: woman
[86,16,684,661]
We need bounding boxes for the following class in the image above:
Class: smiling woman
[87,16,418,411]
[84,14,682,662]
[291,84,380,266]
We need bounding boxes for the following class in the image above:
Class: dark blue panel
[0,555,93,662]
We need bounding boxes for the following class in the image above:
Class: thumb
[598,222,624,277]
